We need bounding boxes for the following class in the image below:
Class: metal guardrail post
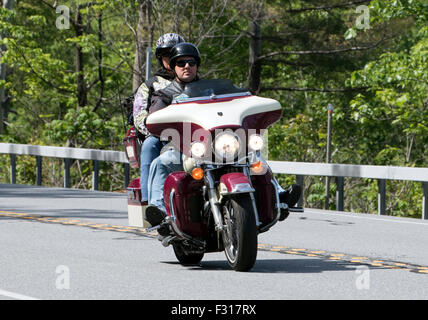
[336,176,344,211]
[423,182,428,220]
[296,175,304,207]
[36,156,42,186]
[10,154,16,184]
[324,104,334,210]
[92,160,99,191]
[124,163,130,189]
[64,158,70,188]
[378,179,386,215]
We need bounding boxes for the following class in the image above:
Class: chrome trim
[168,189,205,248]
[243,166,261,227]
[219,182,255,195]
[249,191,261,227]
[161,235,176,247]
[172,91,251,104]
[168,189,177,222]
[258,179,282,233]
[206,170,224,231]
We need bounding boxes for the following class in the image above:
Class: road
[1,183,428,301]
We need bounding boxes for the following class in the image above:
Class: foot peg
[160,235,175,247]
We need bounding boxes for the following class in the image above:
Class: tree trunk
[248,1,263,94]
[93,12,104,112]
[132,0,153,92]
[75,5,87,107]
[0,0,14,133]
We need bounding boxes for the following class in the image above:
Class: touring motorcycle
[125,79,302,271]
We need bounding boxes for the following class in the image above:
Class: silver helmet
[155,33,185,61]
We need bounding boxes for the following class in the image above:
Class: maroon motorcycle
[126,79,302,271]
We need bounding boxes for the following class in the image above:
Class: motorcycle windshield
[146,79,282,154]
[172,79,250,103]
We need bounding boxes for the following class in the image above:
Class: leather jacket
[149,76,200,114]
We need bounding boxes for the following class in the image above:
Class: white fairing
[146,96,281,130]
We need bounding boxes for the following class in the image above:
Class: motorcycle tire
[172,243,204,266]
[222,194,258,272]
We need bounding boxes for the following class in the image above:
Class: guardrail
[0,143,129,190]
[1,143,427,219]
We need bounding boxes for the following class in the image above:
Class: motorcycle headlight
[248,134,264,151]
[190,142,206,158]
[214,132,240,160]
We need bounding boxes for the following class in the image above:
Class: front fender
[218,172,255,195]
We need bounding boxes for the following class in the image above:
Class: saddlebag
[163,172,208,238]
[123,126,141,169]
[126,178,150,227]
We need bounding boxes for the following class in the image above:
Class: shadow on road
[161,258,385,274]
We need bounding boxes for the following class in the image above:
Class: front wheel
[222,194,258,271]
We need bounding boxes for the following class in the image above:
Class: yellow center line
[2,210,428,274]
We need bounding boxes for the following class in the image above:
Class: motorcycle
[125,79,303,271]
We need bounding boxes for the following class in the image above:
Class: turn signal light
[251,161,264,174]
[192,167,204,180]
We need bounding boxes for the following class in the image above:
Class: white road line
[0,289,40,300]
[304,208,428,226]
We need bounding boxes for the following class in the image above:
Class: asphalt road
[1,183,428,301]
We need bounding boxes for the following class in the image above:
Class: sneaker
[146,205,166,226]
[279,184,302,208]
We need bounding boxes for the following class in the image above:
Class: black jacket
[149,77,199,114]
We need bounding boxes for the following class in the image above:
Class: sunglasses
[176,59,197,67]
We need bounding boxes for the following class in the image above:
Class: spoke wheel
[222,194,257,271]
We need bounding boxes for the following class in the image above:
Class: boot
[279,184,302,207]
[146,205,170,237]
[278,184,302,221]
[146,205,166,226]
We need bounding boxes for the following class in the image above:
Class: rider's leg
[146,148,183,225]
[140,136,163,203]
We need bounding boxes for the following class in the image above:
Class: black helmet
[169,42,201,69]
[155,33,185,61]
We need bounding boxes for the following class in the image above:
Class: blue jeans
[147,148,183,212]
[140,136,164,202]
